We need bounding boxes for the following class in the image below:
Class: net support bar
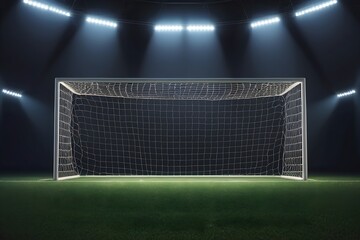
[301,81,308,180]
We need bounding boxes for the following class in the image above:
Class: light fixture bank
[2,89,22,98]
[250,17,281,28]
[154,25,215,32]
[23,0,71,17]
[337,90,356,98]
[22,0,340,31]
[295,0,338,17]
[86,17,118,28]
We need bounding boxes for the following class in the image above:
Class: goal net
[54,79,307,180]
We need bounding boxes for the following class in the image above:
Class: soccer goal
[54,78,307,180]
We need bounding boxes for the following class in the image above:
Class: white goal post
[54,78,307,180]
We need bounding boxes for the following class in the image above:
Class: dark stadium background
[0,0,359,174]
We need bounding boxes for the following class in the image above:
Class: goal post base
[55,175,305,181]
[280,175,305,181]
[82,175,284,178]
[56,175,81,181]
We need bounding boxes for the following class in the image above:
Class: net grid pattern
[57,81,303,178]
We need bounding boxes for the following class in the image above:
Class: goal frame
[54,78,308,181]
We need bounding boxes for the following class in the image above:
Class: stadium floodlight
[295,0,337,17]
[154,25,184,32]
[186,25,215,32]
[54,78,308,181]
[86,17,118,28]
[23,0,71,17]
[2,89,22,98]
[337,89,356,98]
[250,17,281,28]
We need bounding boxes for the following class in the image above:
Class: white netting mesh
[57,81,304,178]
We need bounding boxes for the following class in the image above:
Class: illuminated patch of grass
[0,175,360,240]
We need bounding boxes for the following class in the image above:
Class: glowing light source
[295,0,337,17]
[250,17,281,28]
[23,0,71,17]
[186,25,215,32]
[154,25,184,32]
[86,17,118,28]
[2,89,22,98]
[337,89,356,98]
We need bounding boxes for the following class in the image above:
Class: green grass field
[1,175,360,240]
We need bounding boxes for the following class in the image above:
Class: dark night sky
[0,0,359,173]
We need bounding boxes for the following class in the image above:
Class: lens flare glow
[23,0,71,17]
[250,17,281,28]
[2,89,22,98]
[295,0,338,17]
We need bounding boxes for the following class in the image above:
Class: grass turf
[1,175,360,240]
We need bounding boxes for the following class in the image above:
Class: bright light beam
[86,17,118,28]
[337,89,356,98]
[2,89,22,98]
[250,17,281,29]
[23,0,71,17]
[154,25,184,32]
[186,25,215,32]
[295,0,338,17]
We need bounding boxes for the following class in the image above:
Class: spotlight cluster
[154,25,183,32]
[86,17,118,28]
[2,89,22,98]
[48,7,71,17]
[154,24,215,32]
[337,90,356,98]
[250,17,281,28]
[23,0,71,17]
[295,0,338,17]
[22,0,340,30]
[187,25,215,32]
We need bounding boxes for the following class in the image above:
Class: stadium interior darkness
[0,0,360,174]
